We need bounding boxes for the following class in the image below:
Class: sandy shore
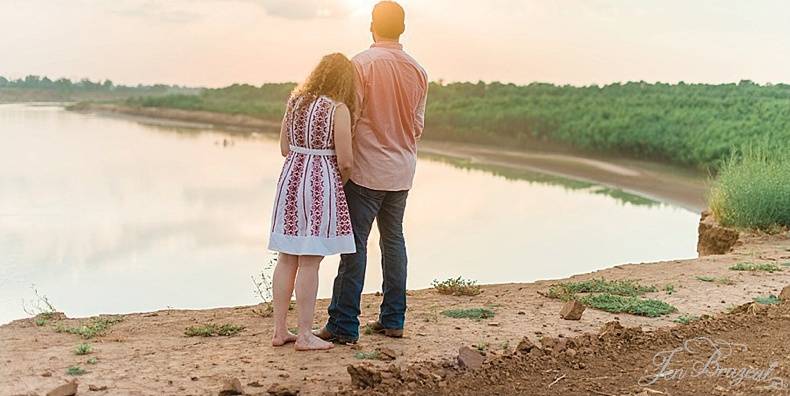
[2,228,789,395]
[69,103,708,212]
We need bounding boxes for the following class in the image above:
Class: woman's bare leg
[294,255,333,351]
[271,253,298,346]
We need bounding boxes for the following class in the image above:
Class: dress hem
[268,234,356,256]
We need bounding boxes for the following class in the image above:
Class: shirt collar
[371,41,403,50]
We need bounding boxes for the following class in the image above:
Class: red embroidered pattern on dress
[309,99,330,149]
[309,157,324,236]
[282,154,306,236]
[330,157,352,236]
[291,97,308,147]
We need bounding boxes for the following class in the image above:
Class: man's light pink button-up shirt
[350,41,428,192]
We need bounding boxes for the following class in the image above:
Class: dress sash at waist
[289,145,336,156]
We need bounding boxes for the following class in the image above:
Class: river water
[0,104,700,324]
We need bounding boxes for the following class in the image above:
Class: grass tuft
[86,357,98,365]
[544,278,657,301]
[74,343,92,355]
[441,308,495,320]
[695,275,736,285]
[184,323,244,337]
[729,262,783,273]
[580,294,677,318]
[432,277,482,296]
[66,366,86,376]
[55,316,123,339]
[673,315,699,324]
[753,295,781,305]
[709,147,790,230]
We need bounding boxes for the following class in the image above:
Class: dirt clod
[266,383,299,396]
[697,210,740,256]
[45,381,77,396]
[88,384,107,392]
[516,337,537,354]
[457,346,485,370]
[348,363,383,389]
[780,285,790,301]
[559,300,585,320]
[218,377,243,396]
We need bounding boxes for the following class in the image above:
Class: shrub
[432,277,482,296]
[710,148,790,230]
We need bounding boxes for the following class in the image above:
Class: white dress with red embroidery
[268,95,355,256]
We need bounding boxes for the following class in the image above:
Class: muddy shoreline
[69,102,708,212]
[2,228,789,395]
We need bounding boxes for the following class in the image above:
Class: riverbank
[69,102,708,212]
[2,226,789,395]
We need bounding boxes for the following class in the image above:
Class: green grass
[184,323,245,337]
[74,343,92,355]
[673,315,700,325]
[729,262,784,273]
[710,148,790,229]
[695,275,736,285]
[431,277,482,296]
[66,366,86,376]
[545,278,658,301]
[579,294,677,318]
[86,357,98,365]
[54,316,123,339]
[440,308,495,320]
[753,295,781,305]
[663,284,676,295]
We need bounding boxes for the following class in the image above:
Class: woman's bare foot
[294,333,334,351]
[271,330,298,347]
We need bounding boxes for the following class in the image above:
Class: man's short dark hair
[372,1,405,39]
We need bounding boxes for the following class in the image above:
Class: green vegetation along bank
[119,80,790,171]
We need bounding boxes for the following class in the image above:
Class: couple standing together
[267,1,428,351]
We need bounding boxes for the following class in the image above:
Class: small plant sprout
[66,366,86,376]
[664,284,675,295]
[74,343,92,355]
[251,254,277,317]
[86,357,98,365]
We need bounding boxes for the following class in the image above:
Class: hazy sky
[2,0,790,87]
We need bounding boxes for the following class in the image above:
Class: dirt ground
[2,230,789,395]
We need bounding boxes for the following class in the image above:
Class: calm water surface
[0,104,700,324]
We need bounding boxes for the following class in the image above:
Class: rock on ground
[780,285,790,301]
[457,346,486,370]
[560,300,586,320]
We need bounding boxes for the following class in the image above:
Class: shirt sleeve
[415,82,428,140]
[352,59,366,131]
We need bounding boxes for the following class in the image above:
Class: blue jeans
[326,181,409,340]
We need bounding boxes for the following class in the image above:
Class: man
[317,1,428,344]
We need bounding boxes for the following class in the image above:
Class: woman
[268,53,356,351]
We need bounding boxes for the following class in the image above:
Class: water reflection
[0,105,699,324]
[420,153,660,207]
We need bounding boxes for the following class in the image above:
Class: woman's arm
[333,104,353,183]
[279,100,292,157]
